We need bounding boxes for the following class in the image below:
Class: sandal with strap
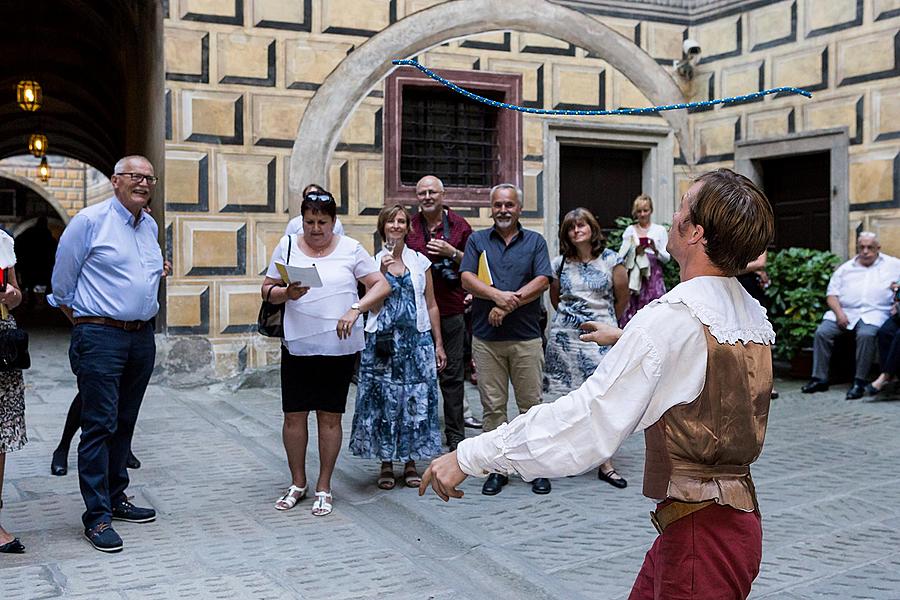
[403,467,422,488]
[275,484,307,511]
[377,465,395,490]
[312,491,333,517]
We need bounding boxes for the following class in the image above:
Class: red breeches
[628,503,762,600]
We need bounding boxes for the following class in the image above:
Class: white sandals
[275,485,307,511]
[312,491,333,517]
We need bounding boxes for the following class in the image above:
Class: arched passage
[0,171,71,227]
[289,0,693,214]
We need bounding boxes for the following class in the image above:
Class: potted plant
[765,248,841,372]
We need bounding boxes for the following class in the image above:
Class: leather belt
[650,500,715,534]
[74,317,148,331]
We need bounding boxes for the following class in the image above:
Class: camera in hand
[432,258,461,286]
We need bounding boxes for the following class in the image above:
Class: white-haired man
[803,232,900,399]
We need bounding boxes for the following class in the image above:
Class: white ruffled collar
[649,276,775,345]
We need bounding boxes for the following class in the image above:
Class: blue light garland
[392,59,812,115]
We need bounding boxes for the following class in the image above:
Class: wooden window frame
[384,67,522,207]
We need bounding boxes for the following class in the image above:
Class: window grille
[399,86,501,188]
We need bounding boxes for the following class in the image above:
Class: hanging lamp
[16,80,42,111]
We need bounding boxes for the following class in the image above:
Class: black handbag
[257,236,293,338]
[0,327,30,371]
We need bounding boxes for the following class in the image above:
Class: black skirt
[280,347,358,413]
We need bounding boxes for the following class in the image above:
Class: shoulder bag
[257,235,292,338]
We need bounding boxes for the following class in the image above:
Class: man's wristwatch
[351,302,361,312]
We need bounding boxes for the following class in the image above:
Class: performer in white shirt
[420,168,775,600]
[802,232,900,399]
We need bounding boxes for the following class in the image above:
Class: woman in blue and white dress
[543,208,630,488]
[350,205,447,490]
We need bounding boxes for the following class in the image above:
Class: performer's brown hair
[686,169,774,276]
[559,207,605,260]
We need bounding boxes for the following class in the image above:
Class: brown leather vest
[642,327,772,511]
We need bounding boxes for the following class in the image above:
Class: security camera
[674,39,702,79]
[682,39,702,57]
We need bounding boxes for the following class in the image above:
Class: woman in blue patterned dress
[544,208,630,488]
[350,205,447,489]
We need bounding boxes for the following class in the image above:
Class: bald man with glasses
[50,155,165,553]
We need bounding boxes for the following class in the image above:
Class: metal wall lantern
[28,133,47,157]
[16,80,42,111]
[38,156,50,182]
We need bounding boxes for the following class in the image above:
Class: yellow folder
[477,251,493,286]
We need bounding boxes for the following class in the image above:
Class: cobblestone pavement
[2,330,900,599]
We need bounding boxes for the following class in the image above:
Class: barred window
[384,68,522,207]
[399,86,500,188]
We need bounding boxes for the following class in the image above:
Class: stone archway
[289,0,692,213]
[0,172,71,225]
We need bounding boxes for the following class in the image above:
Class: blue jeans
[69,324,155,529]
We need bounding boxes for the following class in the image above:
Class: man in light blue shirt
[51,155,164,553]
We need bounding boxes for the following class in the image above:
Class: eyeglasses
[116,172,159,185]
[304,192,335,203]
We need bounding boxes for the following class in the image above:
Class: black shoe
[84,523,123,553]
[846,382,866,400]
[801,379,829,393]
[0,537,25,554]
[598,467,628,489]
[531,478,551,494]
[865,383,881,396]
[111,500,156,523]
[481,473,508,496]
[126,453,141,470]
[51,448,68,476]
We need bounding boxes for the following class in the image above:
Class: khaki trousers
[471,337,544,433]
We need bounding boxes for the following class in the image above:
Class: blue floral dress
[543,249,623,398]
[350,270,442,462]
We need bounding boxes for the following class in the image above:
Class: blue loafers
[84,522,123,553]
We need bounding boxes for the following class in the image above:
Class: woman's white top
[266,234,378,356]
[366,245,433,334]
[620,222,670,263]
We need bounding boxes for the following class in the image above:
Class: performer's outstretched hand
[419,451,467,501]
[579,321,623,346]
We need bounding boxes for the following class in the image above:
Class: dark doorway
[760,152,830,251]
[559,145,644,231]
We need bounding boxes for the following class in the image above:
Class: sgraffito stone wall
[152,0,900,376]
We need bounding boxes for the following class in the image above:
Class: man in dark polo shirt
[406,175,473,451]
[459,183,553,496]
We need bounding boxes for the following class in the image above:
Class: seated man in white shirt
[802,232,900,399]
[286,184,345,237]
[421,168,776,599]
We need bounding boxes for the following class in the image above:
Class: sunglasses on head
[305,192,335,203]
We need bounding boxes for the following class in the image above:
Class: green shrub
[765,247,841,361]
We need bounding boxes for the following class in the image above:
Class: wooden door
[559,145,644,233]
[760,152,830,251]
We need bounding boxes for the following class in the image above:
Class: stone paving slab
[2,331,900,598]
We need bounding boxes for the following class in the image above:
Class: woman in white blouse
[262,191,390,517]
[350,205,446,490]
[618,195,670,326]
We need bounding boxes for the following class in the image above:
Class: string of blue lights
[391,59,813,116]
